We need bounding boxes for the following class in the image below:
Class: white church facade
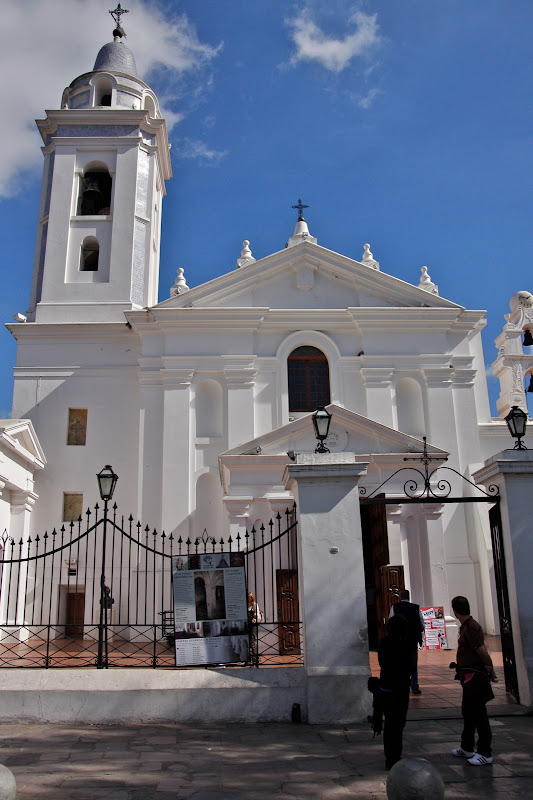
[5,21,533,661]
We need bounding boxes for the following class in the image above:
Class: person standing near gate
[378,614,412,770]
[390,589,425,695]
[450,595,497,765]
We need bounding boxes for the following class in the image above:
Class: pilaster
[161,371,195,534]
[225,367,257,449]
[360,369,394,427]
[473,450,533,707]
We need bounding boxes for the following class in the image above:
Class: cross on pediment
[292,198,309,221]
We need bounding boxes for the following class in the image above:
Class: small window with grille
[288,346,330,412]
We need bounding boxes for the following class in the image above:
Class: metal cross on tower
[292,198,309,220]
[110,3,129,30]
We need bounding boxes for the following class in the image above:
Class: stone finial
[170,267,190,296]
[510,290,533,313]
[418,266,438,295]
[236,240,256,269]
[361,243,379,270]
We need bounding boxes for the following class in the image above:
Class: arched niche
[80,236,99,271]
[195,379,223,438]
[144,95,157,118]
[195,472,224,539]
[396,377,425,438]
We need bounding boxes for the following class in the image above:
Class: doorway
[360,500,404,648]
[276,569,301,655]
[65,591,85,638]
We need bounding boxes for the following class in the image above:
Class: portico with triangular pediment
[218,405,453,646]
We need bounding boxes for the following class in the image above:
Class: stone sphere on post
[0,764,17,800]
[387,758,445,800]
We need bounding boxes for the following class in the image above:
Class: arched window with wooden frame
[288,346,330,412]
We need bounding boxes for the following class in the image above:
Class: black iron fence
[0,503,301,669]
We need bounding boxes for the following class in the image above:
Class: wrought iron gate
[0,503,301,669]
[359,437,519,703]
[488,503,520,701]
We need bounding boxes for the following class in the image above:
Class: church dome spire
[60,4,160,115]
[93,4,137,77]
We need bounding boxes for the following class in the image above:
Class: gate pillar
[473,449,533,707]
[283,453,370,724]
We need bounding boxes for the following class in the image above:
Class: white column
[10,491,37,641]
[283,453,369,724]
[224,497,252,544]
[473,450,533,707]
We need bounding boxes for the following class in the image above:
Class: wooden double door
[360,501,404,648]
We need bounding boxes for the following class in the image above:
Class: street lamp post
[96,465,118,668]
[504,406,528,450]
[313,407,332,453]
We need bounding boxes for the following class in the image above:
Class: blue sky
[0,0,532,417]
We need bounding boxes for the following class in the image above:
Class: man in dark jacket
[378,614,412,770]
[451,595,497,766]
[390,589,425,694]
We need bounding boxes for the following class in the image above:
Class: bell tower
[27,9,172,323]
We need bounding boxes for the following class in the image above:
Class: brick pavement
[0,711,532,800]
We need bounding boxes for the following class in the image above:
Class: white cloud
[0,0,221,199]
[355,88,383,109]
[287,10,381,73]
[175,139,228,167]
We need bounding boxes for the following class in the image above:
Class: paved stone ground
[0,710,532,800]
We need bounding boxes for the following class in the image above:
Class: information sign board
[421,606,448,650]
[172,552,249,666]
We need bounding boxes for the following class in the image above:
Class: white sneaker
[452,747,475,758]
[467,753,493,765]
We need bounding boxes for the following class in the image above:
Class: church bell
[81,174,105,215]
[523,328,533,347]
[527,375,533,393]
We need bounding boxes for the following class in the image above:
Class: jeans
[460,675,493,757]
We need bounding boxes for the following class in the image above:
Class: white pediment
[157,242,462,313]
[219,404,448,497]
[0,419,46,468]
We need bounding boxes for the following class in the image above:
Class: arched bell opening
[79,236,99,272]
[78,165,112,216]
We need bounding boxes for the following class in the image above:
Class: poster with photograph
[171,551,249,666]
[421,606,448,650]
